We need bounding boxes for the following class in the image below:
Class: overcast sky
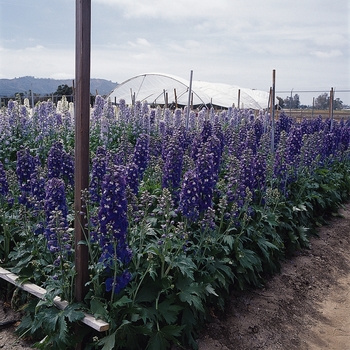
[0,0,349,104]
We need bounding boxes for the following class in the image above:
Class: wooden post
[271,69,276,153]
[75,0,91,304]
[174,88,177,108]
[237,89,241,109]
[329,87,334,130]
[186,70,193,130]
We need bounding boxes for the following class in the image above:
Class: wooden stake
[186,70,193,130]
[329,87,334,130]
[271,69,276,153]
[75,0,91,304]
[237,89,241,109]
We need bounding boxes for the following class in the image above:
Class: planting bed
[0,202,349,349]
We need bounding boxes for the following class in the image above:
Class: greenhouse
[107,72,272,109]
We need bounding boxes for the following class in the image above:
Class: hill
[0,76,118,97]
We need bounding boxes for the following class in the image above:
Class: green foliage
[16,294,85,350]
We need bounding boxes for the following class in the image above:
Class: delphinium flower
[30,161,46,210]
[195,142,215,213]
[16,148,39,206]
[47,141,64,179]
[47,141,74,187]
[132,133,150,181]
[209,135,222,182]
[244,127,258,154]
[253,117,264,146]
[92,95,106,126]
[174,108,182,129]
[7,100,18,128]
[201,119,212,143]
[97,165,132,295]
[163,108,173,132]
[225,154,240,203]
[132,101,143,134]
[197,108,206,129]
[162,131,184,200]
[61,151,74,188]
[125,162,139,196]
[0,161,10,201]
[100,101,114,147]
[237,147,255,199]
[178,169,200,222]
[89,146,108,204]
[149,108,156,125]
[159,119,166,137]
[44,178,71,263]
[339,122,350,152]
[285,125,303,169]
[273,131,290,195]
[186,110,195,130]
[321,130,337,160]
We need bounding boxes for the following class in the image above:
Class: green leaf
[205,283,218,297]
[157,299,183,324]
[63,304,85,323]
[112,295,132,308]
[178,282,205,312]
[98,332,116,350]
[91,298,108,319]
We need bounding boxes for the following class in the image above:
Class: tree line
[277,93,344,110]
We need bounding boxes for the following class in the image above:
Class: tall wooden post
[329,87,334,130]
[75,0,91,303]
[237,89,241,109]
[186,70,193,130]
[271,69,276,153]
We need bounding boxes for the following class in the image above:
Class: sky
[0,0,349,105]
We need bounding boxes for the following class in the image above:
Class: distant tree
[334,98,343,110]
[293,94,300,109]
[276,96,284,108]
[283,94,300,109]
[314,93,343,110]
[54,84,73,96]
[314,93,328,109]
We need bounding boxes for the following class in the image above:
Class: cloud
[0,46,74,79]
[311,50,343,59]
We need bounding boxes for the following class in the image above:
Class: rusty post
[75,0,91,303]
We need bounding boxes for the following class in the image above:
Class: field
[0,96,349,349]
[278,108,350,122]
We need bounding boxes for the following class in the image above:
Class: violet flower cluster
[44,178,71,263]
[132,133,150,181]
[89,146,108,203]
[97,166,132,294]
[16,148,40,206]
[0,161,9,199]
[47,141,74,187]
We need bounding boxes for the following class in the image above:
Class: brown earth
[197,202,350,350]
[1,203,350,350]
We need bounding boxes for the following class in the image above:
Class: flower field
[0,95,350,349]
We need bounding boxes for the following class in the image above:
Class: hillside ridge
[0,76,118,97]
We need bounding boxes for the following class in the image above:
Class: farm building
[107,73,272,110]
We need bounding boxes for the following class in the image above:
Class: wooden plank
[0,267,109,332]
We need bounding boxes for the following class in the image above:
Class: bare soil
[1,203,350,350]
[197,202,350,350]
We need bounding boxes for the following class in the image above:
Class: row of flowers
[0,96,350,349]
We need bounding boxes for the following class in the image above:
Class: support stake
[74,0,91,303]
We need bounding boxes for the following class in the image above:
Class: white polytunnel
[107,73,273,109]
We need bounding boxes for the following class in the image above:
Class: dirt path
[1,203,350,350]
[198,202,350,350]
